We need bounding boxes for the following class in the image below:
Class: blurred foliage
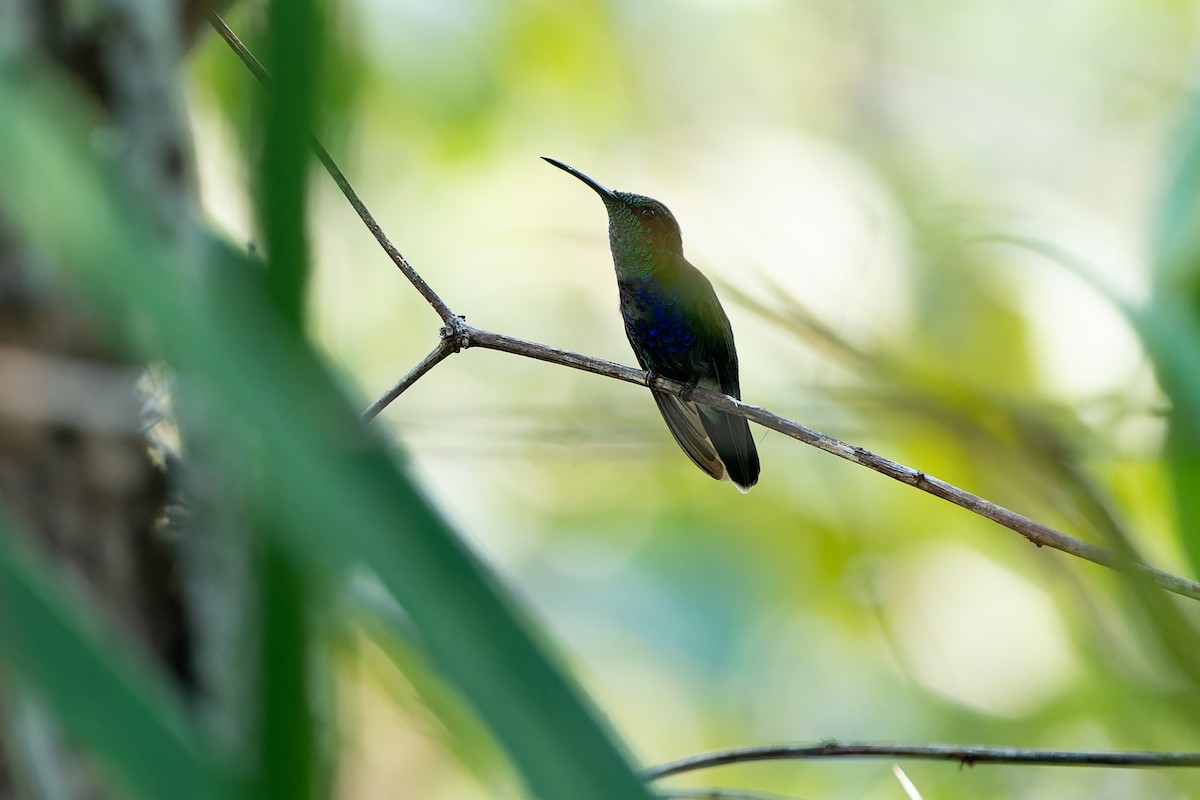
[3,1,1200,800]
[0,514,232,800]
[1151,93,1200,579]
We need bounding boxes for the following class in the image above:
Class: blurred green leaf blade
[0,516,234,800]
[259,0,321,331]
[253,1,323,796]
[1150,93,1200,577]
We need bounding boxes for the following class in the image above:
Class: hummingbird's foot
[679,379,699,402]
[644,369,660,389]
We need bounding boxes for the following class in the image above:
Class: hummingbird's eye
[639,207,657,220]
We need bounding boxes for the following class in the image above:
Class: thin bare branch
[206,10,459,324]
[205,11,269,84]
[456,325,1200,599]
[467,327,647,384]
[361,338,457,422]
[386,324,1200,598]
[684,389,1200,601]
[657,789,801,800]
[644,743,1200,780]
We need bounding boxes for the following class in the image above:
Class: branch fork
[439,315,470,352]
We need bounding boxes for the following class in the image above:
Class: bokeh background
[186,3,1200,798]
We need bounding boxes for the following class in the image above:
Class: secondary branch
[644,742,1200,780]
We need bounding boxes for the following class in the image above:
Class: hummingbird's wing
[696,383,760,491]
[648,390,728,482]
[682,266,761,491]
[697,393,759,491]
[625,252,758,489]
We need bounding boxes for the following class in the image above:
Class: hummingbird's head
[543,157,684,257]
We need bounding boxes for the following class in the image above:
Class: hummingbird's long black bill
[542,157,616,199]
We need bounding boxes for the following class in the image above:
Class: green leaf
[0,518,233,800]
[253,536,320,800]
[253,3,323,796]
[259,0,322,331]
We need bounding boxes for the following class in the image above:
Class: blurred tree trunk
[0,1,228,796]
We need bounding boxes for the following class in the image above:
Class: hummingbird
[544,157,760,492]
